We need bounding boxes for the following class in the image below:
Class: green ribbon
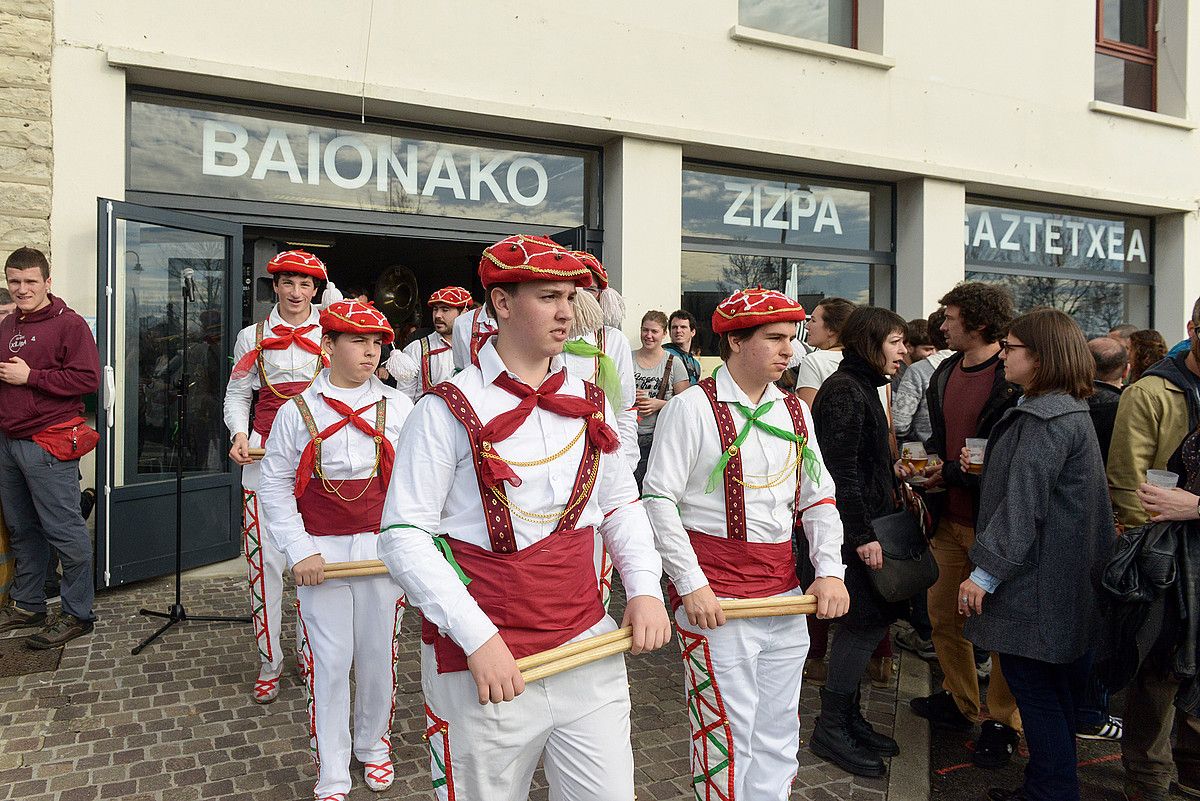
[562,338,624,409]
[704,400,822,493]
[380,524,471,586]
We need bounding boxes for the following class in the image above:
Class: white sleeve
[796,399,846,580]
[594,395,664,601]
[387,347,421,402]
[794,353,827,391]
[258,401,321,567]
[641,397,709,595]
[377,395,499,656]
[607,332,640,469]
[223,327,255,441]
[451,311,472,372]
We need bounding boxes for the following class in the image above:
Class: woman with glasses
[957,309,1116,801]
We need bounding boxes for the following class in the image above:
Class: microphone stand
[133,269,249,654]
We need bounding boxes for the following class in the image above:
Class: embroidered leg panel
[679,627,737,801]
[424,704,456,801]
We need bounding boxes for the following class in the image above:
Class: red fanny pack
[32,417,100,461]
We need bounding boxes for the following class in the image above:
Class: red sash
[296,477,386,536]
[667,531,798,611]
[420,380,607,673]
[252,381,311,440]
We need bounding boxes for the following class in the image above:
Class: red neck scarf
[479,369,619,488]
[294,395,394,498]
[232,322,329,379]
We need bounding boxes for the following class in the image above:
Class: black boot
[848,688,899,757]
[811,687,887,777]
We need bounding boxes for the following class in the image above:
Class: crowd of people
[1,236,1199,801]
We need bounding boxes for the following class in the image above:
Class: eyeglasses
[998,339,1030,353]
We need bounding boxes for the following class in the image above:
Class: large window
[1095,0,1156,111]
[964,200,1152,336]
[682,164,893,355]
[738,0,857,48]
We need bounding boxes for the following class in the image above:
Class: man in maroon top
[0,247,100,648]
[911,282,1023,767]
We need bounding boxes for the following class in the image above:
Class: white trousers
[421,617,635,801]
[296,560,406,800]
[241,458,293,673]
[673,587,810,801]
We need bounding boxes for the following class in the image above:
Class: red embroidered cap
[427,286,475,309]
[319,299,395,345]
[266,250,329,282]
[711,287,806,335]
[572,251,608,291]
[478,235,593,289]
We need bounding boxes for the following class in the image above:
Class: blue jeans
[999,651,1092,801]
[0,432,95,620]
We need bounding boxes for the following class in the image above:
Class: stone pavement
[0,575,922,801]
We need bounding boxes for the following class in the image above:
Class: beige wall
[47,0,1200,331]
[0,0,52,264]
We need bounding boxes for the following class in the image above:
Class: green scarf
[704,400,822,493]
[562,338,624,409]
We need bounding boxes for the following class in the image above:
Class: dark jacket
[923,350,1020,527]
[812,353,906,628]
[964,393,1116,663]
[0,295,100,439]
[1087,381,1123,466]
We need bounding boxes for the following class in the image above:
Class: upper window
[738,0,857,48]
[1095,0,1157,111]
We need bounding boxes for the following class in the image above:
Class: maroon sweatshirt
[0,295,100,440]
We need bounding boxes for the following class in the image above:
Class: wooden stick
[248,447,266,460]
[521,637,635,683]
[514,627,633,672]
[323,559,386,573]
[717,595,817,611]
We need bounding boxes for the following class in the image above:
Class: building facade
[15,0,1200,584]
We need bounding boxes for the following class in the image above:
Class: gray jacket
[964,393,1116,663]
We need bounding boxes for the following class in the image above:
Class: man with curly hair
[910,282,1026,768]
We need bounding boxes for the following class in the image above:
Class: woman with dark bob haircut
[808,306,914,777]
[957,308,1115,801]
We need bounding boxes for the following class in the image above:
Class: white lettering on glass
[506,157,548,206]
[201,120,250,178]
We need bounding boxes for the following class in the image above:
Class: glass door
[95,199,243,587]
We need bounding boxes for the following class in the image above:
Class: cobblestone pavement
[0,575,909,801]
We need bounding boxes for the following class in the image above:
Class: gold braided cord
[257,348,323,400]
[489,457,599,524]
[481,250,593,280]
[313,442,382,501]
[480,423,587,468]
[731,441,801,490]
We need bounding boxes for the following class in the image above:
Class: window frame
[737,0,859,49]
[1095,0,1158,110]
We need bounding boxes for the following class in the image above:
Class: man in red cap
[223,250,341,703]
[388,286,473,401]
[378,234,671,801]
[642,287,851,800]
[257,299,412,800]
[450,289,496,373]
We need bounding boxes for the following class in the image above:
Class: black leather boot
[811,687,887,777]
[848,688,899,756]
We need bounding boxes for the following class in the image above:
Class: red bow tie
[478,369,619,488]
[231,322,329,379]
[294,395,394,497]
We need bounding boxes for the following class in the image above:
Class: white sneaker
[1078,715,1123,741]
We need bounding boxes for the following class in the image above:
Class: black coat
[812,353,906,628]
[1087,381,1123,466]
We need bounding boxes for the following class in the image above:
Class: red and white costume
[642,289,846,801]
[223,250,337,694]
[257,300,412,801]
[451,304,496,372]
[378,235,664,801]
[390,287,474,401]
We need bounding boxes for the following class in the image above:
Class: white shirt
[643,367,846,597]
[257,372,413,567]
[795,348,889,410]
[378,339,664,657]
[392,332,454,401]
[563,326,640,469]
[451,306,495,372]
[223,304,326,444]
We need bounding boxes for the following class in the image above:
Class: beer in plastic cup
[1146,469,1180,489]
[965,438,987,475]
[901,441,928,472]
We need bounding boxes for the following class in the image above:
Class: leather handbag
[867,507,939,602]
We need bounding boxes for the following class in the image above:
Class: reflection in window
[738,0,856,47]
[682,252,873,355]
[123,222,228,484]
[966,271,1150,337]
[1095,0,1155,111]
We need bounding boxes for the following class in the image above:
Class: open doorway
[242,230,488,347]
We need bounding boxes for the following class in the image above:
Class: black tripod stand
[133,268,249,655]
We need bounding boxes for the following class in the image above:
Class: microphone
[181,267,197,302]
